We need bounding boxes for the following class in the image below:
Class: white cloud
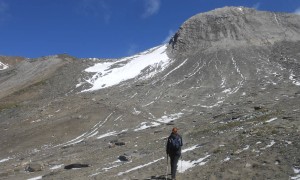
[0,1,8,13]
[0,0,10,23]
[162,29,175,44]
[295,7,300,15]
[77,0,111,23]
[252,2,260,10]
[127,43,138,56]
[142,0,160,18]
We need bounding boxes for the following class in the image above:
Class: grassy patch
[0,103,19,111]
[212,147,222,154]
[13,80,47,96]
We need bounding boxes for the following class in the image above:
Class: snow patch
[222,89,231,93]
[178,155,210,173]
[274,13,280,25]
[235,145,250,154]
[195,101,224,108]
[58,132,87,147]
[134,122,161,131]
[237,7,243,12]
[102,161,123,172]
[261,140,275,150]
[86,131,99,138]
[294,167,300,174]
[132,108,141,115]
[89,160,126,177]
[27,176,42,180]
[243,145,250,151]
[289,72,300,86]
[222,156,230,162]
[161,58,188,81]
[88,58,101,61]
[182,145,201,153]
[50,164,64,170]
[54,113,114,147]
[80,45,171,92]
[156,112,183,123]
[130,93,137,98]
[142,101,154,107]
[97,129,127,139]
[0,61,9,70]
[117,157,164,176]
[266,117,277,123]
[291,175,300,180]
[0,157,11,163]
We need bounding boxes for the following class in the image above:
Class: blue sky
[0,0,300,58]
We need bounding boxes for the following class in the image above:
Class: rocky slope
[168,6,300,57]
[0,56,24,70]
[0,7,300,180]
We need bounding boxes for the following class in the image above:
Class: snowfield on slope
[0,61,9,70]
[79,44,171,92]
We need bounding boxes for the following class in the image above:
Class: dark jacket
[166,133,183,156]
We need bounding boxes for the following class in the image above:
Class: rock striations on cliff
[168,7,300,57]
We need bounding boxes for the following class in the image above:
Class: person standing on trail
[166,127,183,180]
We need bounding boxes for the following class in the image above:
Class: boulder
[115,142,125,146]
[118,154,131,162]
[254,106,263,111]
[64,163,89,170]
[25,163,43,172]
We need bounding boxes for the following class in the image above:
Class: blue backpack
[169,136,181,151]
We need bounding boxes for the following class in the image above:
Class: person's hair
[172,127,178,133]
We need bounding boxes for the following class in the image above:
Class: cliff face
[168,7,300,57]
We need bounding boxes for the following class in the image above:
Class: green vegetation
[13,80,47,96]
[213,147,222,154]
[0,103,19,111]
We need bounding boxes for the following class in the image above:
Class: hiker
[166,127,183,180]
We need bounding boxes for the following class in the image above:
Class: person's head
[172,127,178,134]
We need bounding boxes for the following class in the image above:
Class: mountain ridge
[168,6,300,58]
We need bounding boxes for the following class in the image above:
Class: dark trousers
[169,153,180,179]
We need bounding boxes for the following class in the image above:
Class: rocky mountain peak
[168,6,300,58]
